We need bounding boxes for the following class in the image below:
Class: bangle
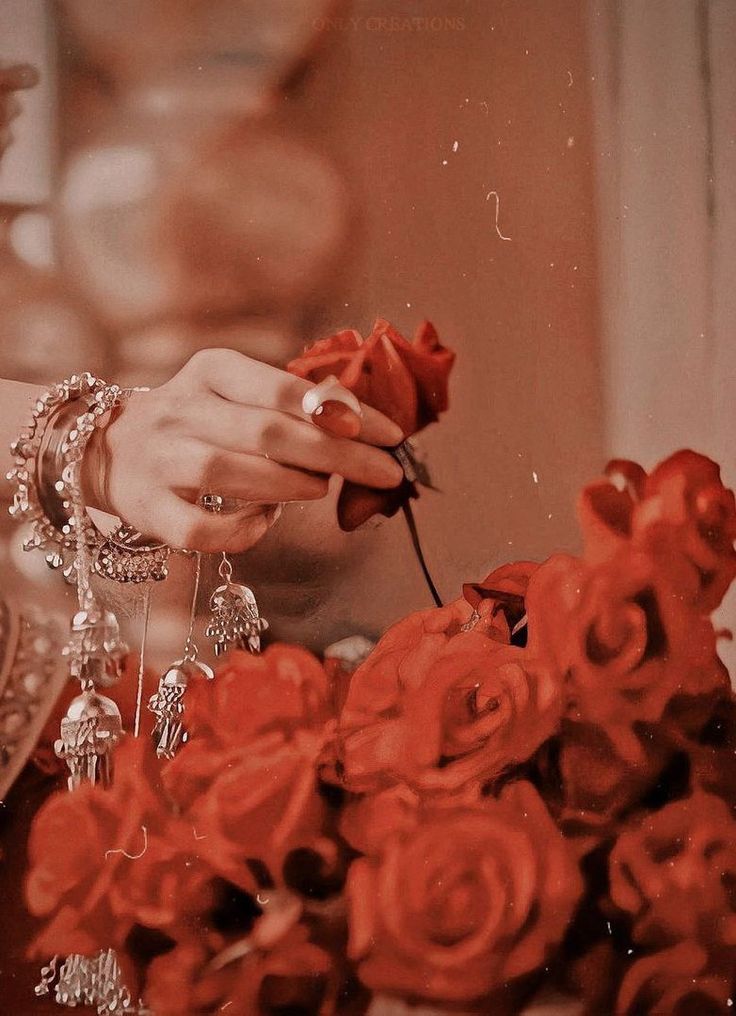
[8,374,171,584]
[8,373,107,568]
[37,398,88,537]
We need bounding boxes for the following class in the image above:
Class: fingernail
[383,420,404,445]
[379,456,405,486]
[6,64,39,89]
[312,401,362,439]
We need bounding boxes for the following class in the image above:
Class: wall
[259,0,605,646]
[588,0,736,672]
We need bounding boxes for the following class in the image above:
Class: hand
[0,63,38,158]
[83,348,405,553]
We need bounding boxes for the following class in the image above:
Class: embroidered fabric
[0,599,66,801]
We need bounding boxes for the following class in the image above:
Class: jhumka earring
[205,551,268,656]
[197,492,268,656]
[148,551,214,759]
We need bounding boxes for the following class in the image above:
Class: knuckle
[205,449,229,476]
[258,417,285,449]
[185,443,218,488]
[151,391,188,432]
[274,375,300,411]
[177,347,225,387]
[183,347,220,375]
[183,346,251,379]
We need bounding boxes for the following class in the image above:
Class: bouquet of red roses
[24,447,736,1015]
[22,321,736,1014]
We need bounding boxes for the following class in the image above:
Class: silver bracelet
[8,374,170,584]
[8,372,107,569]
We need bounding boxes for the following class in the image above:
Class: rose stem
[402,501,443,608]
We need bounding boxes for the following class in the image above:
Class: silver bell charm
[205,555,268,656]
[148,658,214,760]
[63,607,128,687]
[35,949,146,1015]
[54,689,123,791]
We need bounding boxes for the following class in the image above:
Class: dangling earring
[206,552,268,656]
[148,552,214,759]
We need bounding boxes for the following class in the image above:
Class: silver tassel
[35,949,150,1015]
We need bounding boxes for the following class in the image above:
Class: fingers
[0,64,39,91]
[176,399,404,490]
[180,348,403,447]
[142,493,279,554]
[171,441,330,503]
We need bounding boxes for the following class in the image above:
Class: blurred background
[0,0,733,666]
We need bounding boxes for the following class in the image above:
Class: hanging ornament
[149,552,213,759]
[62,607,128,687]
[205,552,268,656]
[54,688,123,791]
[35,950,150,1015]
[95,524,170,583]
[51,388,131,789]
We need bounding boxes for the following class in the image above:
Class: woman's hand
[0,63,38,158]
[83,348,405,553]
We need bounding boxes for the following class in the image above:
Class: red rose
[164,727,328,889]
[142,941,209,1016]
[609,790,736,951]
[672,694,736,805]
[527,551,725,764]
[536,725,673,846]
[288,318,453,437]
[639,450,736,612]
[338,596,505,744]
[617,942,733,1015]
[337,596,562,794]
[288,318,454,529]
[577,459,647,564]
[346,781,582,1005]
[26,737,213,959]
[184,644,330,747]
[145,924,332,1016]
[579,451,736,612]
[462,560,538,633]
[339,780,488,857]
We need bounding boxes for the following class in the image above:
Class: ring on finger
[198,493,242,514]
[198,494,284,526]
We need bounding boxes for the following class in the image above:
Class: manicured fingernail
[383,420,404,445]
[312,401,362,439]
[379,456,405,486]
[5,64,39,89]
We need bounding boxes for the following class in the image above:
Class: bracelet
[8,374,171,584]
[37,397,89,541]
[8,373,107,568]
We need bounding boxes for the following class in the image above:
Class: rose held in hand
[83,346,404,552]
[288,318,454,529]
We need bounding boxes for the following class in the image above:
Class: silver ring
[199,493,225,513]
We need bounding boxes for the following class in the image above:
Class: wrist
[8,375,131,570]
